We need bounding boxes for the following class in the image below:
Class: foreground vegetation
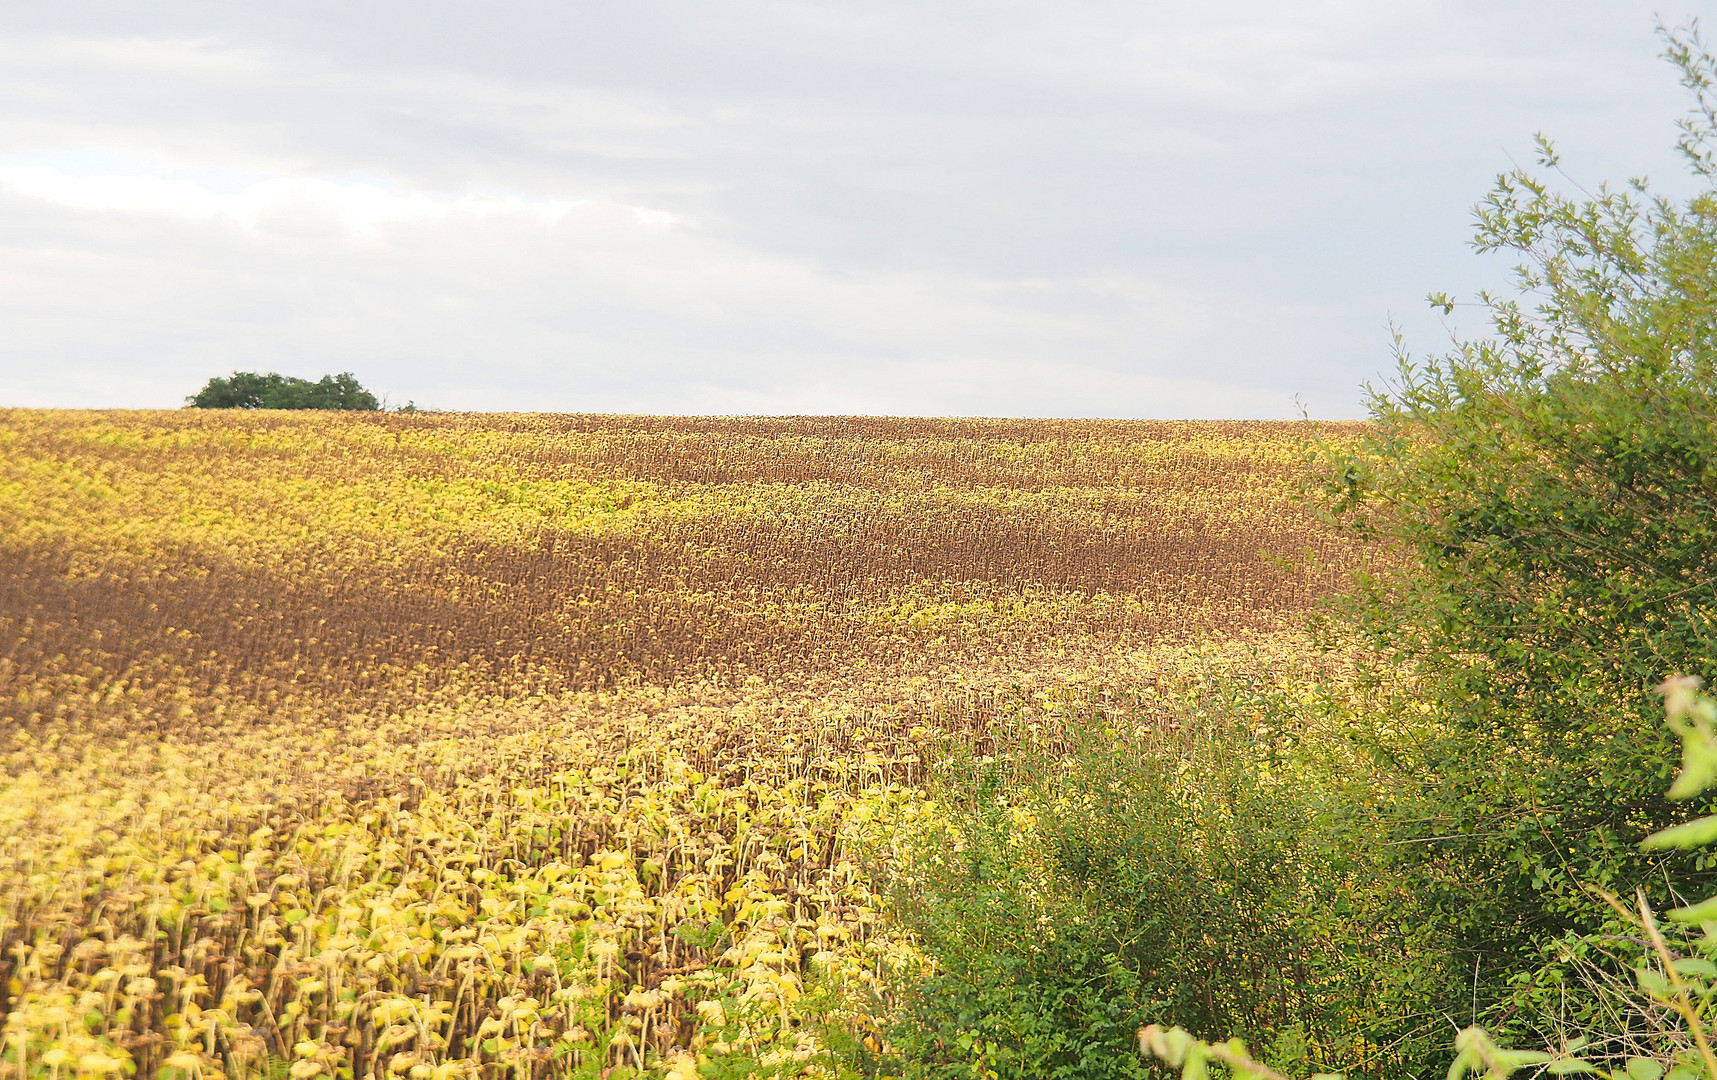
[1123,20,1717,1080]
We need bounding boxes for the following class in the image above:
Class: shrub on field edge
[1144,676,1717,1080]
[880,679,1429,1080]
[1310,18,1717,1025]
[187,370,381,410]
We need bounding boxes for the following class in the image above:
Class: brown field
[0,410,1362,1080]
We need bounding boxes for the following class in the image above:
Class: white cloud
[0,1,1695,417]
[0,155,1330,417]
[0,160,609,239]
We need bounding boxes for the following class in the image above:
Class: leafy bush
[1142,676,1717,1080]
[186,370,380,410]
[1310,21,1717,1007]
[883,679,1430,1080]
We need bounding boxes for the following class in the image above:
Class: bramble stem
[1638,890,1717,1080]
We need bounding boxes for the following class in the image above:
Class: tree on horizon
[186,371,380,411]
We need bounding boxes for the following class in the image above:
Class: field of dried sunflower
[0,410,1362,1079]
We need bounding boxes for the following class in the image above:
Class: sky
[0,2,1703,419]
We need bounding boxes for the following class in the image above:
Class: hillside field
[0,410,1363,1080]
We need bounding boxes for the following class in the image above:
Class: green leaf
[1224,1038,1263,1080]
[1162,1026,1194,1068]
[1448,1048,1481,1080]
[1627,1058,1665,1080]
[1673,957,1717,978]
[1667,895,1717,924]
[1636,968,1672,995]
[1502,1051,1554,1070]
[1550,1061,1598,1075]
[1667,738,1717,800]
[1183,1046,1210,1080]
[1642,815,1717,850]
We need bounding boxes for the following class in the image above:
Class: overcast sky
[0,2,1702,418]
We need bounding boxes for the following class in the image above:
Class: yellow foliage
[0,409,1360,1078]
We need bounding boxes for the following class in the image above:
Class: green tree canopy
[1314,20,1717,1004]
[186,371,380,411]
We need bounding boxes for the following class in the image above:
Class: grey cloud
[0,1,1701,417]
